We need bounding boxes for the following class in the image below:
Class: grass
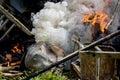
[0,69,69,80]
[30,70,68,80]
[0,75,2,80]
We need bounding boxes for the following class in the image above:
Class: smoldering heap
[25,0,120,70]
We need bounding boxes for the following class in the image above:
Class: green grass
[0,69,69,80]
[0,75,2,80]
[30,70,68,80]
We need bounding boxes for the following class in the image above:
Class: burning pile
[31,0,117,45]
[0,0,120,79]
[0,43,24,67]
[24,0,120,70]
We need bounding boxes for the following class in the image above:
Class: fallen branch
[0,66,17,72]
[1,70,23,77]
[0,4,33,36]
[25,30,120,80]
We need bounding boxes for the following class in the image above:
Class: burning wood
[0,0,120,79]
[0,3,33,69]
[0,6,35,79]
[23,0,120,72]
[11,44,19,54]
[80,0,112,33]
[1,52,22,67]
[0,43,25,67]
[82,11,108,33]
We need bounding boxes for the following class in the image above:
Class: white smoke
[31,0,119,53]
[31,1,73,54]
[31,0,99,53]
[106,0,120,33]
[25,0,120,70]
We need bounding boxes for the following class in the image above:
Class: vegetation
[0,69,69,80]
[30,70,68,80]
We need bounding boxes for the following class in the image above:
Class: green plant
[0,75,2,80]
[1,69,69,80]
[30,70,68,80]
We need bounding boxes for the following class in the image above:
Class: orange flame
[82,11,108,33]
[11,43,19,53]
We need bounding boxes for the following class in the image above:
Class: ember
[11,43,19,54]
[0,0,33,71]
[1,43,25,67]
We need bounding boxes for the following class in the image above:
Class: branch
[105,0,120,30]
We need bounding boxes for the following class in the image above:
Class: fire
[11,43,19,53]
[4,43,22,66]
[82,11,108,33]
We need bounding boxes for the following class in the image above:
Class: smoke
[106,0,120,33]
[25,0,120,70]
[31,0,119,54]
[31,1,72,54]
